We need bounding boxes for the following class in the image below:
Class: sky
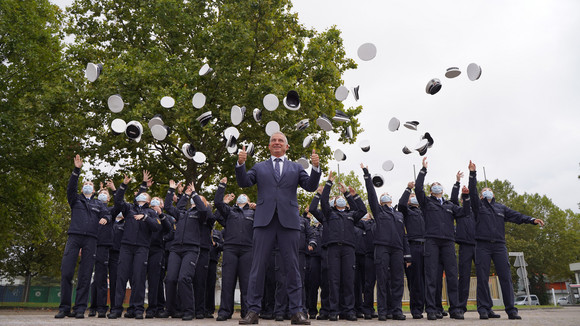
[51,0,580,213]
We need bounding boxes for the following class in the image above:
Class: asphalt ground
[1,307,579,326]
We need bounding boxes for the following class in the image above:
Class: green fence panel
[28,286,49,303]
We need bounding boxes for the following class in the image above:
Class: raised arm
[214,177,233,218]
[450,171,462,205]
[298,149,322,192]
[414,157,429,207]
[361,164,381,217]
[467,161,481,217]
[67,155,83,206]
[235,145,256,188]
[398,182,414,217]
[309,186,323,221]
[114,174,132,215]
[343,183,367,223]
[185,181,208,223]
[319,172,334,217]
[164,180,180,218]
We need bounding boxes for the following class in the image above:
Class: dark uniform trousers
[475,241,517,315]
[374,244,404,316]
[59,235,97,313]
[306,255,321,316]
[362,253,376,315]
[246,213,302,315]
[354,253,366,315]
[205,257,219,315]
[194,248,210,316]
[318,247,331,316]
[157,249,171,310]
[326,244,355,316]
[218,245,253,318]
[424,238,460,314]
[112,244,149,315]
[108,249,120,310]
[435,262,444,313]
[405,242,425,315]
[458,244,476,312]
[164,245,200,315]
[145,247,165,316]
[90,245,111,313]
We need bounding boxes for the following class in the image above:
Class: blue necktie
[274,158,281,181]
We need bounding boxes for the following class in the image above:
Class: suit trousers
[476,241,517,315]
[246,212,302,315]
[59,235,97,314]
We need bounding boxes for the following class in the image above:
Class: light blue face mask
[482,190,494,200]
[82,185,93,195]
[431,185,443,194]
[380,195,392,203]
[410,197,419,205]
[98,193,108,203]
[151,199,161,207]
[135,194,147,202]
[236,195,248,205]
[335,197,347,207]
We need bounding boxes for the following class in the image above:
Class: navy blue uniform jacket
[114,183,161,247]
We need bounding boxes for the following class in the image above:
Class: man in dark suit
[236,131,321,325]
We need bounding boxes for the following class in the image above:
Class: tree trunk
[23,272,32,302]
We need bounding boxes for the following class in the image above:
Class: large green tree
[64,0,361,201]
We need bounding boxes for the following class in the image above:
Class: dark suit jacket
[235,158,321,230]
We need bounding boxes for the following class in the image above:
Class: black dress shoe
[329,314,338,321]
[480,312,489,319]
[135,313,144,320]
[441,311,448,317]
[54,311,68,319]
[88,310,96,317]
[378,315,387,321]
[206,313,215,318]
[412,314,423,319]
[387,314,393,319]
[508,313,522,320]
[74,312,85,319]
[182,314,194,321]
[435,312,443,319]
[172,312,184,318]
[393,314,406,320]
[427,313,437,320]
[98,312,106,318]
[372,313,379,318]
[239,311,259,325]
[275,314,284,321]
[217,315,228,321]
[450,312,464,319]
[290,312,311,325]
[260,313,274,320]
[345,314,357,321]
[156,311,170,318]
[196,313,205,319]
[488,311,501,318]
[316,314,329,320]
[107,312,121,319]
[124,311,136,318]
[364,314,372,320]
[145,313,155,319]
[356,312,364,318]
[309,314,316,319]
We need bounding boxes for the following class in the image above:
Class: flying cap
[245,143,255,157]
[402,146,412,154]
[295,119,310,131]
[297,157,309,170]
[148,114,164,129]
[151,124,169,141]
[422,132,434,148]
[303,135,313,148]
[283,90,300,111]
[426,78,442,95]
[344,125,353,140]
[193,151,206,164]
[382,160,394,172]
[107,94,124,113]
[160,96,175,108]
[372,174,384,187]
[388,117,400,132]
[352,86,360,101]
[253,108,262,122]
[85,63,102,82]
[192,92,206,109]
[111,118,127,134]
[316,115,333,131]
[334,149,346,161]
[415,139,429,156]
[265,121,280,136]
[404,121,419,130]
[224,127,240,149]
[263,94,279,111]
[182,143,196,159]
[231,105,246,126]
[125,121,143,141]
[359,139,370,152]
[196,111,213,127]
[467,63,482,81]
[334,86,349,101]
[357,43,377,61]
[445,67,461,78]
[333,110,350,122]
[199,63,213,76]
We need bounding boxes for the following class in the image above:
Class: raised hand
[99,182,105,191]
[311,149,319,168]
[249,202,257,210]
[461,185,469,194]
[316,185,323,195]
[74,154,83,168]
[238,145,247,165]
[123,174,132,185]
[223,193,235,204]
[407,181,415,189]
[422,157,428,169]
[338,182,347,193]
[169,179,177,189]
[220,177,227,184]
[534,218,545,227]
[176,181,184,194]
[184,181,195,195]
[456,171,464,182]
[105,179,116,191]
[328,171,335,182]
[348,186,356,197]
[468,160,476,172]
[360,163,368,170]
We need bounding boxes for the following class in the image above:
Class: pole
[483,166,488,188]
[337,163,340,184]
[552,288,557,306]
[413,164,417,180]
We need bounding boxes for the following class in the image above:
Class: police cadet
[467,161,544,320]
[56,155,111,319]
[194,200,216,319]
[206,227,224,318]
[305,215,323,319]
[449,171,477,315]
[107,172,162,319]
[398,181,426,319]
[159,180,209,320]
[88,185,115,318]
[146,196,172,318]
[214,177,255,321]
[361,164,411,321]
[358,214,377,320]
[415,157,469,321]
[318,171,367,321]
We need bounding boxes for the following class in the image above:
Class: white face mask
[482,190,494,200]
